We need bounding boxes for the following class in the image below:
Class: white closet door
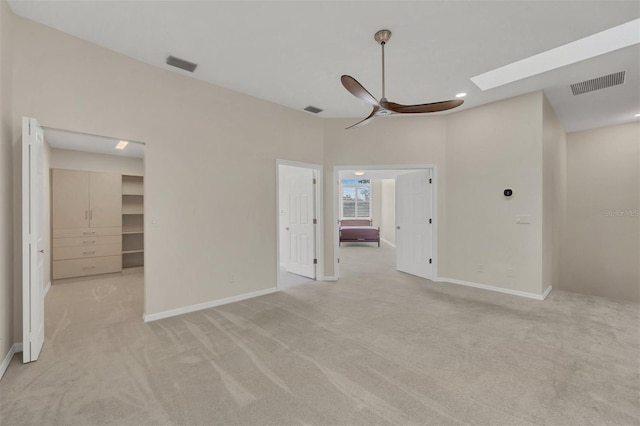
[22,117,45,363]
[396,170,433,279]
[89,172,122,228]
[52,169,89,230]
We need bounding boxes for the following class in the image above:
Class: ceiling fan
[341,29,464,129]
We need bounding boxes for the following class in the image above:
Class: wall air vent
[304,106,324,114]
[166,55,198,73]
[570,71,625,96]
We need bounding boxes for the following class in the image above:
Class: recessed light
[456,92,467,98]
[634,113,640,117]
[471,18,640,90]
[116,141,129,150]
[354,170,365,176]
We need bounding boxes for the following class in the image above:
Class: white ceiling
[9,1,640,132]
[44,127,145,158]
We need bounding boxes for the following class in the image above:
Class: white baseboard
[436,277,550,301]
[1,343,23,380]
[321,276,338,281]
[43,281,51,298]
[380,238,396,248]
[143,287,278,322]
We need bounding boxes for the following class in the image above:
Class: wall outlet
[230,274,236,283]
[506,267,515,277]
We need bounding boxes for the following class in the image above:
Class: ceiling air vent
[304,106,324,114]
[166,55,198,73]
[570,71,625,96]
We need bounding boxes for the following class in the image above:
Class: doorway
[21,117,146,363]
[276,160,323,289]
[333,165,438,281]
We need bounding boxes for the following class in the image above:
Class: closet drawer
[53,227,121,238]
[53,244,121,261]
[53,235,121,248]
[53,256,122,280]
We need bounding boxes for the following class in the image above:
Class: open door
[22,117,45,363]
[282,166,316,279]
[396,170,433,279]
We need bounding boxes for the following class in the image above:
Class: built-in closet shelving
[122,175,144,268]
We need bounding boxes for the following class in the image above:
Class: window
[341,179,371,218]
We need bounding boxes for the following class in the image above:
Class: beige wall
[444,92,544,294]
[323,116,448,277]
[542,94,566,293]
[50,148,144,176]
[380,179,396,246]
[9,10,324,336]
[562,122,640,302]
[0,0,15,361]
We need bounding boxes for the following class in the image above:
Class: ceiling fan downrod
[375,29,392,101]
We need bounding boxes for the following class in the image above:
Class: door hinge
[337,258,340,264]
[429,178,432,184]
[313,178,317,184]
[313,218,317,224]
[429,259,432,264]
[429,218,432,224]
[313,259,318,264]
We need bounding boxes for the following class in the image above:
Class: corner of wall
[541,93,567,296]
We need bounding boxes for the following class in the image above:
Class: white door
[396,170,433,279]
[284,167,316,279]
[22,117,45,363]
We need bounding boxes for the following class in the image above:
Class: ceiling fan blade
[388,99,464,114]
[346,107,380,129]
[341,75,380,107]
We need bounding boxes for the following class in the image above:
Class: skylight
[471,19,640,91]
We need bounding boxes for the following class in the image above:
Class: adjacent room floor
[1,245,639,425]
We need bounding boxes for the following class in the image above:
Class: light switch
[516,215,531,224]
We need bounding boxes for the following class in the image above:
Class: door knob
[286,227,290,231]
[39,249,44,253]
[396,226,400,230]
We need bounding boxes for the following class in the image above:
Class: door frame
[332,164,438,280]
[276,159,324,289]
[40,124,147,319]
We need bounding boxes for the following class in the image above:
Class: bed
[339,219,380,247]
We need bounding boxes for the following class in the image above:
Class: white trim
[321,276,338,281]
[43,281,51,298]
[333,164,439,281]
[1,343,23,380]
[275,159,323,290]
[436,277,550,301]
[142,287,278,322]
[380,238,396,248]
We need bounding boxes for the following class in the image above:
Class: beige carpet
[1,243,639,425]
